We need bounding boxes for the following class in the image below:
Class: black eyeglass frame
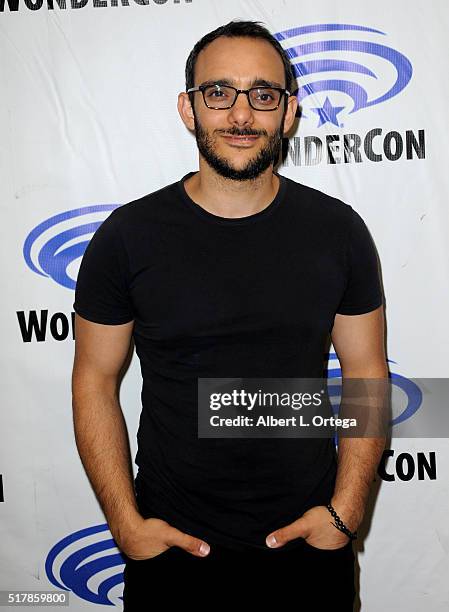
[186,84,291,111]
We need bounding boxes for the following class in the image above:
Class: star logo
[274,24,413,128]
[311,97,345,127]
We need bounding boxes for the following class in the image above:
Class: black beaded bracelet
[326,503,358,540]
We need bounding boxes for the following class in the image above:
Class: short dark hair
[185,20,296,95]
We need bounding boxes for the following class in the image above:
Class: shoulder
[282,174,354,225]
[109,179,181,227]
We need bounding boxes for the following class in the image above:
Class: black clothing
[73,171,383,552]
[122,487,356,610]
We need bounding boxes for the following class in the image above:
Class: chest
[128,223,346,341]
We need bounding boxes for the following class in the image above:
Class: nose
[227,91,254,126]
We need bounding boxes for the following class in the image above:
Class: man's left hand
[265,505,355,550]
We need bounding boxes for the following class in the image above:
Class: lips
[222,135,260,146]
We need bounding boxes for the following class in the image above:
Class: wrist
[111,511,145,550]
[329,496,363,533]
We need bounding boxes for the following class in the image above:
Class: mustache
[216,127,268,137]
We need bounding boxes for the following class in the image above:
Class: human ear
[282,94,298,136]
[177,92,195,131]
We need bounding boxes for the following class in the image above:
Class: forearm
[331,368,389,531]
[331,436,386,531]
[72,386,141,547]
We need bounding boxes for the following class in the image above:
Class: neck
[183,159,280,219]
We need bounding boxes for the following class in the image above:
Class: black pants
[122,537,356,610]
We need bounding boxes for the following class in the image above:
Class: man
[72,20,388,609]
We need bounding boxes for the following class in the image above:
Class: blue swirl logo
[23,205,119,290]
[45,524,126,606]
[274,24,413,127]
[326,352,422,428]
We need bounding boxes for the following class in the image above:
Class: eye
[254,89,276,102]
[205,86,232,99]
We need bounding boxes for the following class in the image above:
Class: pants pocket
[302,539,353,553]
[124,545,177,564]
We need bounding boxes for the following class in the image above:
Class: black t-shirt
[73,171,383,552]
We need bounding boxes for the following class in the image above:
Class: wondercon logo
[45,524,126,606]
[274,24,413,128]
[23,205,119,290]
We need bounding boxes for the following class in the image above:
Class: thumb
[266,517,310,548]
[165,525,210,557]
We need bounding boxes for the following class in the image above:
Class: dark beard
[193,111,285,182]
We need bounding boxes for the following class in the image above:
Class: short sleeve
[336,207,383,315]
[73,209,134,325]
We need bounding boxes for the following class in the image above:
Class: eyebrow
[199,77,285,89]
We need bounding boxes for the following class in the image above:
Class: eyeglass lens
[203,85,282,110]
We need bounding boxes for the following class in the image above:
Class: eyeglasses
[187,84,290,111]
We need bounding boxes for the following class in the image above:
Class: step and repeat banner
[1,0,448,609]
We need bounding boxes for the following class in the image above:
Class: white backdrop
[1,0,449,609]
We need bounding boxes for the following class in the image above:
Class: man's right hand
[119,516,211,560]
